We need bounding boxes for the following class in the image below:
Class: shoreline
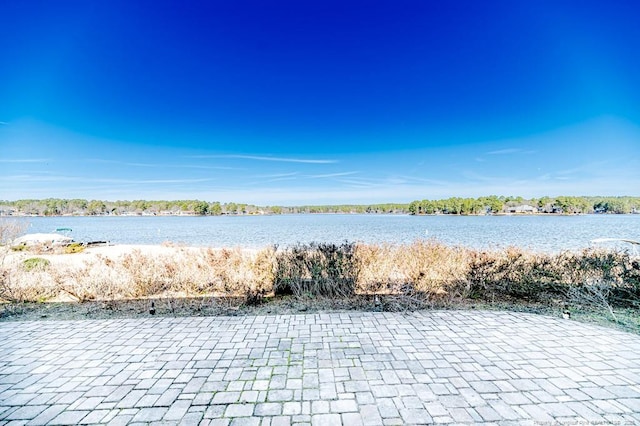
[5,238,637,266]
[5,212,635,219]
[2,241,638,333]
[4,214,639,254]
[5,244,262,268]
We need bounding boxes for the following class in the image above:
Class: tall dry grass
[1,239,639,312]
[356,241,468,297]
[1,219,28,302]
[2,246,276,303]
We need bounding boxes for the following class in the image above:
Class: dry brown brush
[0,220,28,302]
[273,242,358,298]
[1,246,276,304]
[1,239,638,314]
[355,240,468,308]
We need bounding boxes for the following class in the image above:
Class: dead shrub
[399,240,468,296]
[0,234,636,317]
[3,267,59,302]
[355,243,406,294]
[463,247,640,310]
[51,261,125,302]
[465,248,567,301]
[568,280,618,321]
[563,249,640,308]
[274,242,358,298]
[120,250,174,297]
[1,219,28,302]
[197,247,275,302]
[356,240,467,301]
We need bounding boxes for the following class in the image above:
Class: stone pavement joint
[1,311,640,425]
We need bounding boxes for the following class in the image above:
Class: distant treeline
[409,195,640,215]
[0,199,409,216]
[0,196,638,216]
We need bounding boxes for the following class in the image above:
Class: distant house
[507,204,538,214]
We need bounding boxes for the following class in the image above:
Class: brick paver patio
[1,311,639,425]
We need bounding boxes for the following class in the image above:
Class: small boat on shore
[13,233,74,247]
[13,228,110,249]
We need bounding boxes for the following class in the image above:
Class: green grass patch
[21,257,51,272]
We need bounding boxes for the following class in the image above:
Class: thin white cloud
[333,174,439,189]
[252,171,358,180]
[0,158,51,163]
[88,159,157,167]
[336,178,380,188]
[554,160,612,177]
[87,159,238,170]
[190,154,338,164]
[531,160,623,185]
[486,148,535,155]
[263,176,299,183]
[461,171,500,183]
[1,174,212,185]
[487,148,519,155]
[243,174,300,186]
[254,172,299,179]
[393,175,451,186]
[92,177,214,185]
[307,171,358,178]
[2,174,76,182]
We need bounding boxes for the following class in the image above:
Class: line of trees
[0,196,638,217]
[408,196,640,215]
[0,199,412,216]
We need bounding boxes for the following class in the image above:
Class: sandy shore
[4,244,235,268]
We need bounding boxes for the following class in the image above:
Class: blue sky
[1,0,639,205]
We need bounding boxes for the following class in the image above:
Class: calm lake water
[11,214,640,253]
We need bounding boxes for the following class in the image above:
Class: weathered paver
[1,311,640,424]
